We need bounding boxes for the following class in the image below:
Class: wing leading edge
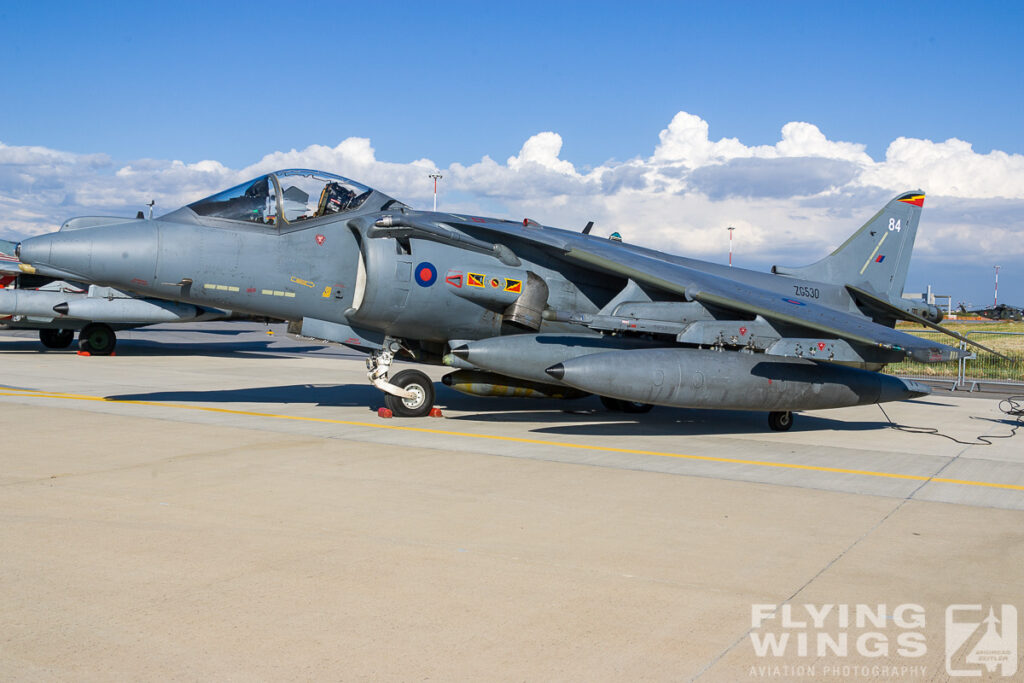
[444,217,963,363]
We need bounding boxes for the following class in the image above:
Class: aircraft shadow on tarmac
[113,340,324,358]
[448,404,888,435]
[106,383,384,408]
[104,383,890,435]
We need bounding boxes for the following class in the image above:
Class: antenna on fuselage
[147,200,156,220]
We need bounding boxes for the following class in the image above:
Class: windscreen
[187,170,374,225]
[188,175,277,223]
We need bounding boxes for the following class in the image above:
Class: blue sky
[1,0,1022,306]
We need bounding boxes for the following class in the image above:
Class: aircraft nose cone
[545,363,565,380]
[16,234,56,271]
[19,221,158,285]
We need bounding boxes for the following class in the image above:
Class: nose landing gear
[367,336,436,417]
[384,369,435,418]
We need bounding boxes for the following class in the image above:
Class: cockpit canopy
[188,169,382,225]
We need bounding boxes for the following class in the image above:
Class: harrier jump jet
[15,169,979,429]
[2,238,241,353]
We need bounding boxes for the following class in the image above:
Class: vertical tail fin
[772,191,925,297]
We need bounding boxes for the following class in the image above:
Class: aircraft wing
[443,218,963,363]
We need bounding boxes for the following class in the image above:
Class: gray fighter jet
[2,238,252,353]
[13,170,981,429]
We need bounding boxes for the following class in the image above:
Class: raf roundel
[414,262,437,287]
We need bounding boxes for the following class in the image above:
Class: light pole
[429,172,443,211]
[994,265,1000,307]
[727,226,735,266]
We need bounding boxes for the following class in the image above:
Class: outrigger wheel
[384,369,436,418]
[768,411,794,432]
[39,328,75,349]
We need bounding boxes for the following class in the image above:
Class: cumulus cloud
[2,111,1022,270]
[687,157,861,200]
[860,137,1024,199]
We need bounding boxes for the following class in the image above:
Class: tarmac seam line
[690,441,981,678]
[690,495,913,681]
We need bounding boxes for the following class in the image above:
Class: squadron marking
[860,232,888,275]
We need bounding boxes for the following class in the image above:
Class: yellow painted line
[1,387,1022,492]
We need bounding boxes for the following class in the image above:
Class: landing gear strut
[367,336,436,417]
[768,411,793,431]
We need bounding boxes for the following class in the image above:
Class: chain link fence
[884,330,1024,391]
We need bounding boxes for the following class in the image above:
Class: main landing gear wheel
[78,323,116,356]
[600,396,654,413]
[39,328,75,349]
[768,411,794,432]
[384,369,436,418]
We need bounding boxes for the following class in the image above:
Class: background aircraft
[14,169,976,429]
[2,238,252,354]
[958,303,1024,322]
